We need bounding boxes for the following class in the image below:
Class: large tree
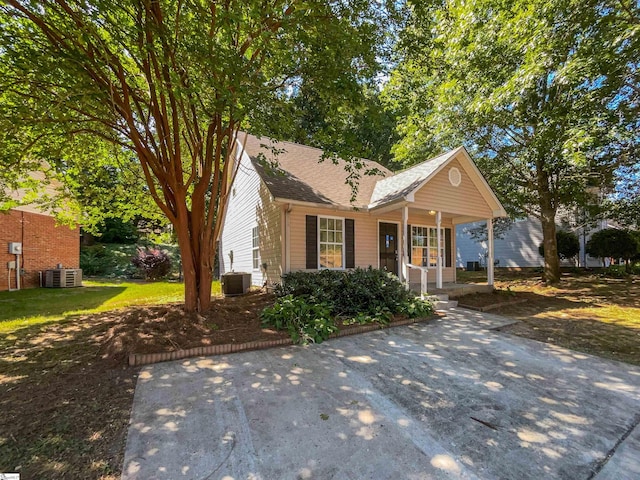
[1,0,389,311]
[384,0,639,283]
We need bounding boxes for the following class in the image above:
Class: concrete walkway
[122,309,640,480]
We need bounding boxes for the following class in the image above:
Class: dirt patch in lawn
[1,290,436,479]
[457,273,640,366]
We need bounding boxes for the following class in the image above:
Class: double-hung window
[411,226,444,267]
[252,226,260,270]
[319,217,343,269]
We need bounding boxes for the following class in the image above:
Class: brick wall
[1,209,80,291]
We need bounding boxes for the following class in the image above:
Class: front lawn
[0,279,221,333]
[457,270,640,365]
[0,280,219,480]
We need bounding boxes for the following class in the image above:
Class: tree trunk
[174,216,199,312]
[537,165,560,284]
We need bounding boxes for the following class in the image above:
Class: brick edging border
[458,298,527,312]
[128,314,441,367]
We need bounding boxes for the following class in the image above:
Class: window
[252,226,260,270]
[411,226,444,267]
[319,217,343,268]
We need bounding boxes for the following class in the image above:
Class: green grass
[0,279,221,333]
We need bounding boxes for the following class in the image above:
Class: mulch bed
[455,290,526,310]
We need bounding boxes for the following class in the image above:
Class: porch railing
[406,263,429,300]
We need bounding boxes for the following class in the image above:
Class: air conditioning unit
[221,272,251,296]
[45,269,83,288]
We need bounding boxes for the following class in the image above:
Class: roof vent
[449,167,461,187]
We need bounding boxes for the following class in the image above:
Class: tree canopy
[1,0,392,311]
[384,0,639,283]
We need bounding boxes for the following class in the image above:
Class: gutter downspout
[436,211,442,289]
[285,204,292,274]
[402,206,409,284]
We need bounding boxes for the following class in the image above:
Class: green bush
[275,267,419,317]
[265,268,434,344]
[80,245,114,276]
[601,265,629,278]
[538,230,580,260]
[260,295,337,344]
[586,228,639,267]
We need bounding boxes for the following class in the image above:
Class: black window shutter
[345,219,355,268]
[306,215,318,269]
[407,224,412,264]
[445,228,452,268]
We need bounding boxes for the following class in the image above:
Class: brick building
[2,184,80,291]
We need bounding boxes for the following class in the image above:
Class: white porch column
[402,205,409,284]
[487,217,494,286]
[436,211,442,289]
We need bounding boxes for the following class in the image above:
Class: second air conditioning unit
[45,269,83,288]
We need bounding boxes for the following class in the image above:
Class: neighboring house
[220,134,506,290]
[456,216,611,269]
[1,171,80,291]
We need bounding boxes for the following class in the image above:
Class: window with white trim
[319,216,343,269]
[252,226,260,270]
[411,226,444,267]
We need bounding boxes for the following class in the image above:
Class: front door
[379,222,398,275]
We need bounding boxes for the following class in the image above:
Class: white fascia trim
[272,197,366,212]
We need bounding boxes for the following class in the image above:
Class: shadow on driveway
[122,309,640,480]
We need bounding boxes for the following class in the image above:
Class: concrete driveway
[122,310,640,480]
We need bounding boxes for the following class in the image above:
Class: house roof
[237,133,392,209]
[369,148,462,208]
[236,133,505,217]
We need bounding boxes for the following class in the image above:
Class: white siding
[220,150,282,286]
[456,217,606,269]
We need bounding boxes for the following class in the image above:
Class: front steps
[421,293,458,311]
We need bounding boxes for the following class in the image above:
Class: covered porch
[368,146,506,298]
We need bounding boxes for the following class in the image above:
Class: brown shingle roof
[238,133,391,209]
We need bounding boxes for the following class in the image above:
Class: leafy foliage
[265,268,434,344]
[384,0,639,283]
[79,245,114,277]
[260,295,336,345]
[97,218,139,244]
[0,0,391,311]
[586,228,639,266]
[275,267,434,319]
[131,247,172,280]
[538,230,580,261]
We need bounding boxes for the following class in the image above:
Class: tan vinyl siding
[287,206,455,282]
[257,185,283,285]
[413,158,493,218]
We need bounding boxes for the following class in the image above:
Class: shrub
[538,230,580,260]
[601,265,628,278]
[80,245,113,276]
[586,228,639,267]
[275,267,416,317]
[131,247,172,280]
[260,295,336,344]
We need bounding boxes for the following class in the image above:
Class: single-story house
[219,133,506,291]
[1,171,80,291]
